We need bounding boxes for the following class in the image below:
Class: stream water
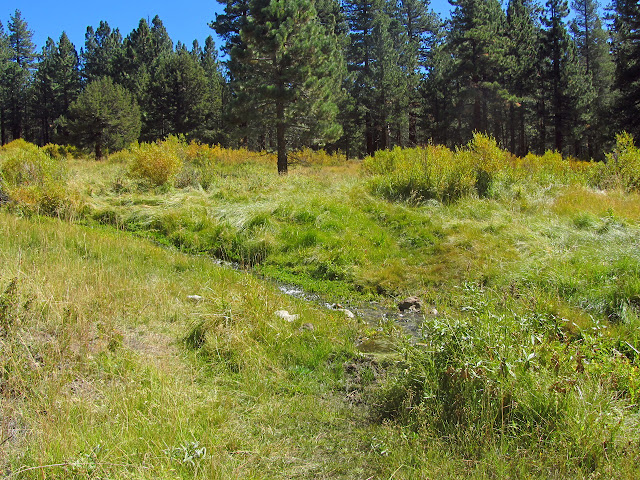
[277,283,429,353]
[212,258,428,353]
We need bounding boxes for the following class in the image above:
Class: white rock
[187,295,203,303]
[275,310,299,322]
[430,308,438,316]
[340,309,355,319]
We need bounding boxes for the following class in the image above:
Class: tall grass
[0,212,371,479]
[3,134,640,477]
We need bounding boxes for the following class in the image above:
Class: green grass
[2,139,640,478]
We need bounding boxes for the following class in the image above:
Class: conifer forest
[1,0,640,170]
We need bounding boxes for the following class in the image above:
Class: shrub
[604,132,640,191]
[42,143,79,160]
[289,147,347,167]
[364,134,601,204]
[0,139,63,187]
[177,141,274,189]
[0,140,79,217]
[128,136,183,186]
[364,135,502,203]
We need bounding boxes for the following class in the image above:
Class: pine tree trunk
[365,110,374,156]
[510,103,516,154]
[0,108,5,145]
[276,99,287,175]
[409,108,417,147]
[95,134,103,160]
[519,105,526,157]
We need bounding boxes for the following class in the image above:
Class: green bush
[0,139,63,187]
[364,134,601,204]
[0,140,79,217]
[128,136,183,186]
[364,134,510,203]
[42,143,79,160]
[604,132,640,191]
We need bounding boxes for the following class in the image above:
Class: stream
[276,283,430,353]
[213,259,430,354]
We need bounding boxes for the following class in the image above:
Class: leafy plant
[128,136,183,186]
[604,132,640,190]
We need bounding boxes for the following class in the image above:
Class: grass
[0,212,370,478]
[2,137,640,477]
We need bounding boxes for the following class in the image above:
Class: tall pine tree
[570,0,613,158]
[146,49,210,139]
[214,0,344,173]
[397,0,437,146]
[611,0,640,138]
[6,9,36,141]
[505,0,540,156]
[345,0,407,154]
[0,21,10,144]
[32,37,57,144]
[447,0,508,142]
[83,21,124,83]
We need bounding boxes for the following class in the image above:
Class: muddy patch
[343,356,388,405]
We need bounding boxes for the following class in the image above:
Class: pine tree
[54,33,82,122]
[66,77,141,158]
[196,36,226,143]
[146,50,210,138]
[540,0,570,153]
[611,0,640,138]
[122,19,155,99]
[540,0,593,155]
[421,23,460,146]
[397,0,437,145]
[505,0,540,155]
[121,17,176,141]
[6,9,36,140]
[0,21,10,144]
[32,37,57,144]
[31,32,82,145]
[344,0,407,154]
[371,0,407,149]
[214,0,344,173]
[82,21,124,83]
[151,15,173,56]
[343,0,376,155]
[447,0,508,142]
[570,0,613,158]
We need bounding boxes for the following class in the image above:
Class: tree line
[0,0,639,171]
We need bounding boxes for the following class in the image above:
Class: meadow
[1,135,639,478]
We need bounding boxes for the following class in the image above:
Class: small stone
[341,309,355,319]
[275,310,299,322]
[299,323,315,331]
[187,295,203,303]
[430,308,439,316]
[398,296,422,312]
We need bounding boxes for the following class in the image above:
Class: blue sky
[4,0,453,54]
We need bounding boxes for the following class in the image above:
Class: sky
[3,0,453,54]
